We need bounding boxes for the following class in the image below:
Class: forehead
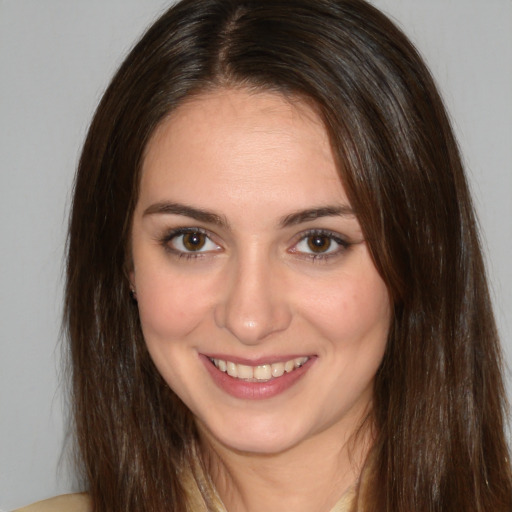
[139,88,348,213]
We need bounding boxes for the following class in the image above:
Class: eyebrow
[143,202,229,228]
[279,205,356,227]
[143,201,355,228]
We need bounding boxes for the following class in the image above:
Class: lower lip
[200,355,315,400]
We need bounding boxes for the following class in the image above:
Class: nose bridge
[215,245,291,345]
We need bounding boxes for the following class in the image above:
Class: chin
[197,415,309,456]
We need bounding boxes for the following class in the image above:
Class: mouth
[208,356,309,382]
[202,354,314,399]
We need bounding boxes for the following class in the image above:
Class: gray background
[1,1,511,509]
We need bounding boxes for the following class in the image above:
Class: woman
[16,0,511,511]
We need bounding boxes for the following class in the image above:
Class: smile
[209,357,309,382]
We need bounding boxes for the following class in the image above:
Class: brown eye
[182,232,206,251]
[166,229,221,255]
[292,231,349,260]
[307,235,332,253]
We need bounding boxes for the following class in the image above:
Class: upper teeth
[210,357,308,381]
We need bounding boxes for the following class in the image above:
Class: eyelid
[158,226,352,262]
[160,227,222,258]
[288,228,351,261]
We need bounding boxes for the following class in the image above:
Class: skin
[130,88,391,512]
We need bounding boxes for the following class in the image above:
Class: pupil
[308,235,330,253]
[183,232,205,251]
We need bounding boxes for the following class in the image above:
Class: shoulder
[12,494,91,512]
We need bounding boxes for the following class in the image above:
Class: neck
[198,418,373,512]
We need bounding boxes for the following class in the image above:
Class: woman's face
[130,88,390,455]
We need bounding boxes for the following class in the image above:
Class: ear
[128,269,135,289]
[123,249,135,289]
[128,270,137,301]
[124,255,136,298]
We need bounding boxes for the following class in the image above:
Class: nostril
[213,260,293,345]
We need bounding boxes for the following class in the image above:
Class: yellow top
[13,488,355,512]
[12,494,90,512]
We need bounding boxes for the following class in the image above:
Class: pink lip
[199,354,315,400]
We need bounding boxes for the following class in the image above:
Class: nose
[214,251,292,345]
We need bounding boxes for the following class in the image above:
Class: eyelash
[290,229,351,262]
[159,227,351,262]
[160,227,220,260]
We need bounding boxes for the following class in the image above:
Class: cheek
[298,267,391,347]
[135,266,216,341]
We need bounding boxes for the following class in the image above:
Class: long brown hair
[65,1,512,510]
